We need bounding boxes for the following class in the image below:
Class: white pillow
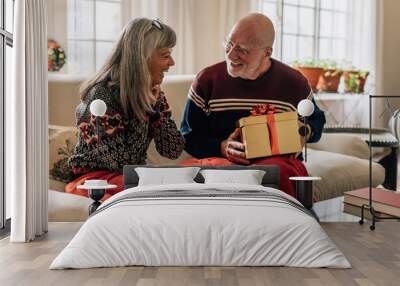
[135,167,200,186]
[200,169,266,185]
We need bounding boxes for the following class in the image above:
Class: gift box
[239,111,302,159]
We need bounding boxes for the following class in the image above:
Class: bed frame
[123,165,280,190]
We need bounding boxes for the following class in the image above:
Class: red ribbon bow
[250,104,277,116]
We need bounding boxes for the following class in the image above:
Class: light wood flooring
[0,222,399,286]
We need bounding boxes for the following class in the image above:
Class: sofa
[48,74,389,221]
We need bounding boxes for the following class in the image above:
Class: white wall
[47,0,67,73]
[375,0,400,125]
[192,0,224,72]
[47,0,67,47]
[376,0,400,96]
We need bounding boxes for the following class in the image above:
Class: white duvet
[50,183,351,269]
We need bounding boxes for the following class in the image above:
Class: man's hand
[220,128,250,165]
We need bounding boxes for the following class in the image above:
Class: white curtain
[347,0,377,91]
[8,0,48,242]
[347,0,383,127]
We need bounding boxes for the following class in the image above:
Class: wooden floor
[0,222,399,286]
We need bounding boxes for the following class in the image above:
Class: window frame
[262,0,352,64]
[66,0,128,75]
[0,0,13,234]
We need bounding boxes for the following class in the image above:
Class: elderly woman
[65,18,184,200]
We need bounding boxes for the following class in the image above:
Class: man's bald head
[230,13,275,48]
[225,13,275,80]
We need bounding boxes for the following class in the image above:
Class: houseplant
[316,60,343,93]
[343,70,369,93]
[292,59,324,92]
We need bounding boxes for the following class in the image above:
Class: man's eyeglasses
[152,19,163,30]
[223,39,251,56]
[223,38,268,56]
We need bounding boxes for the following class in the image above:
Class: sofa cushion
[308,133,369,160]
[160,74,195,124]
[49,125,78,183]
[49,178,67,192]
[305,149,385,201]
[48,190,91,222]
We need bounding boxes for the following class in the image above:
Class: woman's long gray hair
[79,18,176,120]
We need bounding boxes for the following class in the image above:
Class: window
[261,0,352,64]
[1,0,14,234]
[66,0,128,75]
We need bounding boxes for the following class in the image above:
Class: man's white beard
[226,59,247,79]
[227,64,240,78]
[226,56,266,80]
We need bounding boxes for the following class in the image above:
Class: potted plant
[316,59,343,93]
[292,59,324,92]
[343,70,369,93]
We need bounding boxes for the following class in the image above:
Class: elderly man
[180,13,325,197]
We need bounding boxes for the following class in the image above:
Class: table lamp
[79,99,117,215]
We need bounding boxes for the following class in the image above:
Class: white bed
[50,182,351,269]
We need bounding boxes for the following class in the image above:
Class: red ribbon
[250,104,280,155]
[267,114,280,154]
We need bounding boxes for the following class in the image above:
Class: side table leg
[89,201,102,215]
[295,180,319,221]
[88,188,105,215]
[295,180,313,210]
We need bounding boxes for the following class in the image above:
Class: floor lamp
[297,99,314,162]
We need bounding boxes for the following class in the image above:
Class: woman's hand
[150,85,162,112]
[150,85,171,116]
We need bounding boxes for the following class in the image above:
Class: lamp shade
[90,99,107,117]
[297,99,314,117]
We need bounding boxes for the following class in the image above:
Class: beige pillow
[308,133,369,160]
